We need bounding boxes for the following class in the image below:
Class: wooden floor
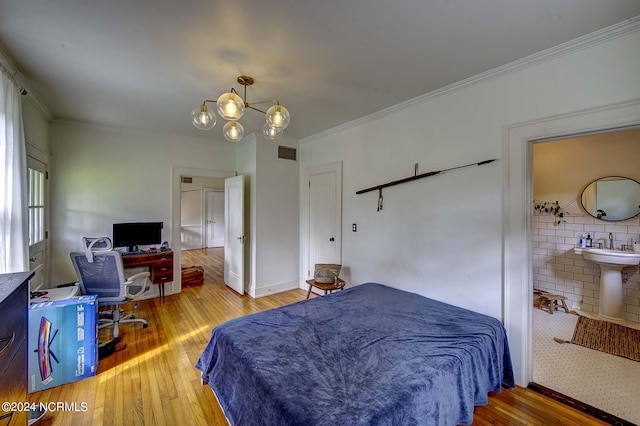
[180,247,224,285]
[29,253,610,425]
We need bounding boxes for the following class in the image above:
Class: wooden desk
[306,278,345,299]
[122,251,173,302]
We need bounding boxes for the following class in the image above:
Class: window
[28,166,45,245]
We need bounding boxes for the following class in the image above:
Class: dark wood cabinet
[0,271,33,426]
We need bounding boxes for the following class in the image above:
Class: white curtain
[0,71,28,273]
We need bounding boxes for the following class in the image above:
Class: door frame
[301,161,343,289]
[26,154,48,290]
[170,167,235,293]
[503,98,640,387]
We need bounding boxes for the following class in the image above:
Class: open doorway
[180,176,225,250]
[504,100,640,391]
[170,167,235,294]
[179,175,226,285]
[530,128,640,424]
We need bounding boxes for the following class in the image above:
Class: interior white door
[205,190,224,248]
[309,171,340,278]
[224,175,244,295]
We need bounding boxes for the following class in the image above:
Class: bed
[196,283,514,425]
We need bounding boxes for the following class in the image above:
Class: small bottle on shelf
[586,233,592,248]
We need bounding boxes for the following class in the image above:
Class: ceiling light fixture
[191,75,290,142]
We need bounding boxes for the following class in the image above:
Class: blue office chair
[70,237,151,338]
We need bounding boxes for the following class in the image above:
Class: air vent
[278,145,297,161]
[181,176,193,183]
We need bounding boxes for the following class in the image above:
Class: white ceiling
[1,1,639,142]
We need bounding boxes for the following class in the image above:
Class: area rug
[571,316,640,362]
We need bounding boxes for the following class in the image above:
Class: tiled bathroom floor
[533,308,640,424]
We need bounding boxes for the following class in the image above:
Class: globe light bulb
[191,106,216,130]
[223,121,244,142]
[266,105,290,130]
[216,92,245,121]
[263,122,283,140]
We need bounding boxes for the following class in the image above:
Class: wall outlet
[352,223,357,232]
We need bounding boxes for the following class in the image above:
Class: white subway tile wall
[532,212,640,323]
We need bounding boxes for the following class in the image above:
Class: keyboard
[122,250,145,255]
[122,249,158,256]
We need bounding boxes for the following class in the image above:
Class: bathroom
[531,127,640,423]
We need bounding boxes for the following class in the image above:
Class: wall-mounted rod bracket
[356,158,497,210]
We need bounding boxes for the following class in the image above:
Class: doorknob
[29,257,36,262]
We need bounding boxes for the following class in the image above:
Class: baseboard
[527,382,634,426]
[253,279,299,298]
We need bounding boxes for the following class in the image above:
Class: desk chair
[70,248,151,338]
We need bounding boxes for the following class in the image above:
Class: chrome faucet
[609,233,614,250]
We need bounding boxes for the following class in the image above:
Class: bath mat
[571,316,640,362]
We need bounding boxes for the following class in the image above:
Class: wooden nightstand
[306,278,345,299]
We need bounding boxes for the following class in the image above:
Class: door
[224,175,244,294]
[27,157,47,290]
[205,190,224,248]
[308,170,341,279]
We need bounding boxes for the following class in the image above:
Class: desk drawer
[154,253,173,262]
[122,251,173,267]
[151,263,173,284]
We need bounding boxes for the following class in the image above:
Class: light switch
[352,223,357,232]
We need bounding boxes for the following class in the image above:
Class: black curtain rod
[355,158,497,195]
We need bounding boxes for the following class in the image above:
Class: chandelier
[191,75,290,142]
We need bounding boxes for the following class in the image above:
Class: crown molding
[0,44,54,122]
[22,92,54,122]
[301,16,640,145]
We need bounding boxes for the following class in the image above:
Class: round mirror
[580,176,640,221]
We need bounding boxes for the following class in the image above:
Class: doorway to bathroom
[531,128,640,424]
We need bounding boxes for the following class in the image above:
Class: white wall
[300,23,640,381]
[49,122,237,290]
[235,134,257,294]
[235,134,300,297]
[254,137,299,297]
[180,189,203,249]
[23,98,50,157]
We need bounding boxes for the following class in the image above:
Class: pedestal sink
[577,248,640,323]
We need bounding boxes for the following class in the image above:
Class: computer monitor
[112,222,163,252]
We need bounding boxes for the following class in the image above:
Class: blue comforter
[196,283,514,425]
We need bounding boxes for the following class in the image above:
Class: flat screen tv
[112,222,163,252]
